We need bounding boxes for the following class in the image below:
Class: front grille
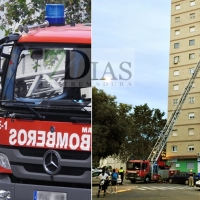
[0,146,91,187]
[11,163,88,176]
[128,173,137,177]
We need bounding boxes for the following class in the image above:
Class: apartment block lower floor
[166,158,200,176]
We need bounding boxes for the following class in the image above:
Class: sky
[92,1,171,116]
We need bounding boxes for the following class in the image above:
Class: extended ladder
[148,60,200,162]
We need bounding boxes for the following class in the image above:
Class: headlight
[196,180,200,184]
[0,153,11,169]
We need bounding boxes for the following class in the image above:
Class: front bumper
[0,181,91,200]
[126,176,143,181]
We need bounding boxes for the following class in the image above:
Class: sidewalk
[92,184,138,196]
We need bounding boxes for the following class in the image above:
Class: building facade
[99,156,126,171]
[166,0,200,175]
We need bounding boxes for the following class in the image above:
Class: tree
[0,0,91,35]
[92,87,133,165]
[118,103,166,162]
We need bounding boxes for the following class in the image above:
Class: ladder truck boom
[148,60,200,162]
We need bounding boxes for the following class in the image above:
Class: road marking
[137,188,147,190]
[150,187,166,190]
[137,186,196,191]
[139,187,157,190]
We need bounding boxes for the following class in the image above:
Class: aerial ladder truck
[126,60,200,183]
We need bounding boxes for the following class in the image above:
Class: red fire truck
[126,156,174,183]
[126,58,200,183]
[0,4,91,200]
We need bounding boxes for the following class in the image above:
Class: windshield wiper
[0,100,45,120]
[70,117,91,123]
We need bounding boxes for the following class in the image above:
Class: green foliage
[44,49,64,69]
[92,87,167,165]
[92,87,133,164]
[118,103,166,162]
[0,0,91,35]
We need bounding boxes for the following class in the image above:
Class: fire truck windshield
[127,162,141,170]
[2,43,91,102]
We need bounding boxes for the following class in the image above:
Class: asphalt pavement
[92,179,138,196]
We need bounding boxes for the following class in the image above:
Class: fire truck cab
[126,159,158,183]
[0,4,91,200]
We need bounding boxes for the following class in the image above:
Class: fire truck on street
[126,59,200,184]
[0,4,91,200]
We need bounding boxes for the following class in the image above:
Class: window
[174,43,180,49]
[172,130,177,136]
[187,162,194,169]
[172,146,177,152]
[190,1,195,6]
[173,99,178,105]
[175,30,180,35]
[190,26,195,32]
[176,163,180,168]
[173,70,179,76]
[189,53,195,59]
[189,112,195,119]
[189,39,195,46]
[175,4,180,10]
[173,84,179,90]
[9,44,91,103]
[189,68,194,74]
[173,84,179,91]
[190,13,195,19]
[188,128,194,135]
[142,163,147,170]
[174,56,179,64]
[175,17,180,22]
[188,145,194,151]
[189,97,195,103]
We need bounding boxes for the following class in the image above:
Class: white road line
[137,188,147,190]
[137,186,195,191]
[156,187,177,190]
[150,187,166,190]
[138,187,157,190]
[175,186,195,189]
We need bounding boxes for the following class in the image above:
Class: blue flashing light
[45,4,65,26]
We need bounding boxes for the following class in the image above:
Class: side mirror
[31,49,43,60]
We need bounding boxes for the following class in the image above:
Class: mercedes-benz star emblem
[43,150,61,175]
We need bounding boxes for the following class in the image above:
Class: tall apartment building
[166,0,200,175]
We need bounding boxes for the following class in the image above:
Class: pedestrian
[119,167,125,185]
[188,169,194,187]
[97,167,109,198]
[105,167,111,193]
[111,168,118,194]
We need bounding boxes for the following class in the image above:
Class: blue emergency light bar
[45,4,65,26]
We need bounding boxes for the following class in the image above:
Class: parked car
[195,179,200,189]
[110,173,122,185]
[167,172,200,185]
[92,170,102,185]
[92,166,100,172]
[92,166,95,172]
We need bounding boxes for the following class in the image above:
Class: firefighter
[189,169,194,186]
[119,167,125,185]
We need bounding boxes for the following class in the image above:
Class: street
[92,179,200,199]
